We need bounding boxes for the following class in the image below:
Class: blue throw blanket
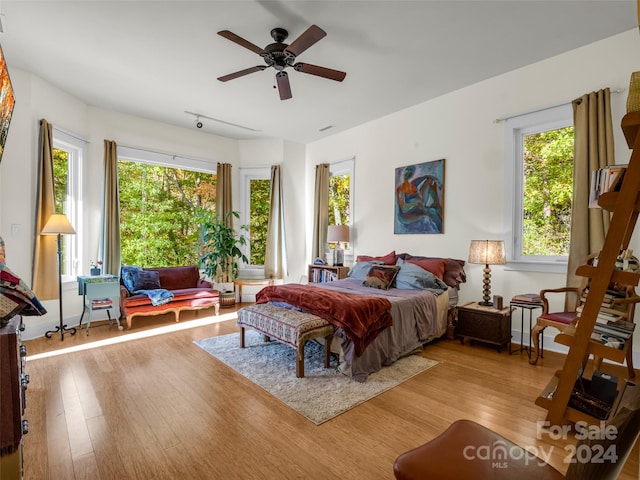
[134,288,174,306]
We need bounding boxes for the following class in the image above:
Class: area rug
[194,330,439,425]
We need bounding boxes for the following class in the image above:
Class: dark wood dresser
[0,315,27,479]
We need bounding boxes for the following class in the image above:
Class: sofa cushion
[145,266,200,290]
[132,269,161,291]
[123,287,218,308]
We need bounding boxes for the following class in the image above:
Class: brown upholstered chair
[393,395,640,480]
[529,285,585,366]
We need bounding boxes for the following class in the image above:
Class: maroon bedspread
[255,284,392,356]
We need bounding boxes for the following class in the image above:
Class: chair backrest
[565,392,640,480]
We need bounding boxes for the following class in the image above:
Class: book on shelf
[511,293,542,304]
[91,298,113,310]
[589,164,627,208]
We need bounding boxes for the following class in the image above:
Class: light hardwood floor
[21,305,639,480]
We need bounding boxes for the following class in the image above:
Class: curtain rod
[52,126,89,144]
[493,87,625,124]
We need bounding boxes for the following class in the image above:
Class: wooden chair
[393,394,640,480]
[529,253,637,378]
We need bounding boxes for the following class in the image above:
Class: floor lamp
[42,213,77,340]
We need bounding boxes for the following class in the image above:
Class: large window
[117,147,216,267]
[328,158,354,255]
[504,105,574,272]
[52,130,85,281]
[240,167,270,267]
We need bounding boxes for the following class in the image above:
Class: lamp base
[45,323,76,341]
[477,301,494,307]
[332,245,344,267]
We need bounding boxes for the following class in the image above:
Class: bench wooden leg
[324,334,332,368]
[240,327,245,348]
[296,347,304,378]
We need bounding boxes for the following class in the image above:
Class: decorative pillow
[398,254,467,288]
[348,261,383,281]
[121,265,142,293]
[356,250,397,265]
[362,264,400,290]
[406,258,447,280]
[395,258,449,290]
[132,269,161,291]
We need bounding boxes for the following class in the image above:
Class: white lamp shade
[468,240,506,265]
[41,213,76,235]
[327,225,349,243]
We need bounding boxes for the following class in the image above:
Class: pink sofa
[119,265,219,329]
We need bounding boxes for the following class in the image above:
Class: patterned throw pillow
[362,265,400,290]
[132,269,161,291]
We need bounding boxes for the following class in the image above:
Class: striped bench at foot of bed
[237,303,335,378]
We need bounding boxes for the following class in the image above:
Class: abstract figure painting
[0,43,14,164]
[395,159,445,234]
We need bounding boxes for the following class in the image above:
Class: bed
[242,252,465,382]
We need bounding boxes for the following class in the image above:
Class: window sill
[504,260,567,274]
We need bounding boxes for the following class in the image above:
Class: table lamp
[327,225,349,267]
[41,213,77,340]
[468,240,506,306]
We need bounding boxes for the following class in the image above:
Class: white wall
[3,28,640,370]
[305,28,640,363]
[1,67,239,339]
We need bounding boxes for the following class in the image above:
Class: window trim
[503,104,572,274]
[52,129,86,283]
[329,157,355,259]
[239,166,270,270]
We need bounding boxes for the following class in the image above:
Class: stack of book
[91,298,113,310]
[589,164,627,208]
[590,317,635,349]
[511,293,542,304]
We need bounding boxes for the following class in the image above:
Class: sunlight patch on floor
[26,311,238,361]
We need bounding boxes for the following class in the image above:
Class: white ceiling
[2,1,637,144]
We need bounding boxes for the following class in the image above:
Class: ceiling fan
[217,25,347,100]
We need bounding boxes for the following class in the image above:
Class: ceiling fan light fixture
[217,24,346,100]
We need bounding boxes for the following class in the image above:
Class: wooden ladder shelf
[535,111,640,425]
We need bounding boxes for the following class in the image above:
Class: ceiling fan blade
[218,30,264,55]
[284,24,326,58]
[293,63,346,82]
[276,71,292,100]
[218,65,267,82]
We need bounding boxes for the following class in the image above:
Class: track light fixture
[183,110,260,132]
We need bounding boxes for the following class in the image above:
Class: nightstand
[456,302,513,352]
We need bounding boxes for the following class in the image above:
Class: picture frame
[394,159,445,234]
[0,42,14,164]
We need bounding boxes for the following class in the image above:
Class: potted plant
[198,211,249,307]
[90,260,103,276]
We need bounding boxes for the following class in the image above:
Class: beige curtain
[103,140,121,275]
[566,88,615,291]
[311,164,329,260]
[264,165,288,279]
[216,162,233,227]
[32,120,58,299]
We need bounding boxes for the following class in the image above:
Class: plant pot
[90,268,101,276]
[219,291,236,308]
